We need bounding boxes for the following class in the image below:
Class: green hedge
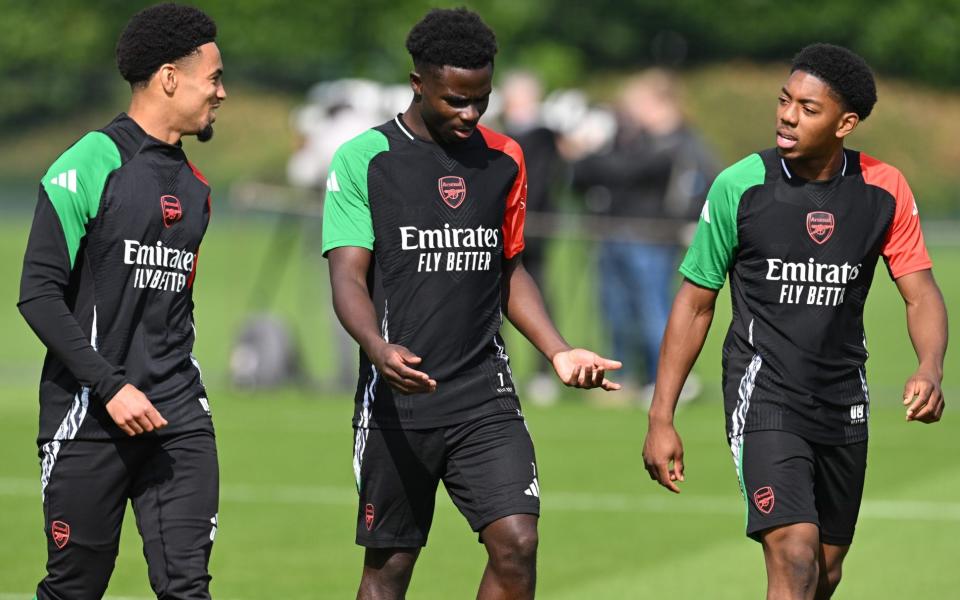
[2,0,958,125]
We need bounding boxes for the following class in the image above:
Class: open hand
[551,348,622,390]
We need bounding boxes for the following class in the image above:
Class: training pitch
[0,215,956,598]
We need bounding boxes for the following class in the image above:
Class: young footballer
[18,4,226,598]
[641,43,947,599]
[323,8,620,599]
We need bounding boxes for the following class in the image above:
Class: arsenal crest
[51,520,70,549]
[365,503,375,531]
[806,211,834,245]
[438,176,467,209]
[161,195,183,228]
[753,486,775,515]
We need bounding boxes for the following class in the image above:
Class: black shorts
[353,413,540,548]
[37,430,219,600]
[735,430,867,546]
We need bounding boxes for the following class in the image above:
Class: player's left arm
[497,137,620,390]
[895,269,947,423]
[877,168,947,423]
[502,255,621,390]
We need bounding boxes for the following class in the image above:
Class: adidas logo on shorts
[523,462,541,498]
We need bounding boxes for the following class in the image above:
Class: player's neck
[786,146,845,181]
[127,95,183,146]
[400,104,439,144]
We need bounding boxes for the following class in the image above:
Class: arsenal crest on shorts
[806,211,835,245]
[51,520,70,549]
[365,503,375,531]
[161,195,183,228]
[438,176,467,209]
[753,486,775,515]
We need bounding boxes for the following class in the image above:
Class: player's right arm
[327,247,436,394]
[642,155,756,492]
[17,132,166,436]
[643,280,718,493]
[322,131,435,394]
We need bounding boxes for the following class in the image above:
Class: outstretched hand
[551,348,622,391]
[372,343,437,394]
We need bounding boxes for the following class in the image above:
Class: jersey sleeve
[679,153,764,289]
[478,126,526,259]
[18,131,127,403]
[502,147,527,260]
[879,171,931,278]
[41,132,119,267]
[321,129,388,256]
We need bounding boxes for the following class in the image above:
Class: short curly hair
[405,8,497,70]
[116,3,217,86]
[791,43,877,120]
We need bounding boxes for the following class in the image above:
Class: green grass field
[1,210,957,599]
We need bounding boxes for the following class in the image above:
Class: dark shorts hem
[746,514,819,542]
[355,535,428,549]
[820,531,855,546]
[471,506,540,534]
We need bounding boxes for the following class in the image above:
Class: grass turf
[0,212,957,598]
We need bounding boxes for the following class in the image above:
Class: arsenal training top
[322,116,527,430]
[19,114,213,448]
[680,148,931,448]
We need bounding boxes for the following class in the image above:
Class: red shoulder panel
[187,160,212,215]
[860,153,932,279]
[188,161,209,186]
[186,161,211,289]
[479,125,526,259]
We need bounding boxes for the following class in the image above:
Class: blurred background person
[287,79,394,190]
[499,70,564,405]
[567,69,717,405]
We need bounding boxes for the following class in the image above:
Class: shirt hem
[353,407,522,431]
[322,239,374,257]
[678,265,724,290]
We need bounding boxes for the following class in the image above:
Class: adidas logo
[49,169,77,193]
[326,170,340,192]
[524,479,541,498]
[523,462,541,498]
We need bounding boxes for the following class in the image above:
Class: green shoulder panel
[321,128,390,256]
[41,131,121,267]
[679,153,765,289]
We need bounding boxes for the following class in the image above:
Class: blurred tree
[0,1,124,126]
[1,0,959,126]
